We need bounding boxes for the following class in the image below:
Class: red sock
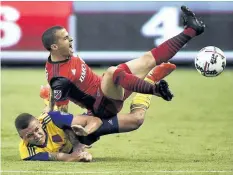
[113,68,156,95]
[151,28,196,65]
[117,63,132,74]
[117,63,133,99]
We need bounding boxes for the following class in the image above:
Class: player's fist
[79,151,93,162]
[72,125,89,136]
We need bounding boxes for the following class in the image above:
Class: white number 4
[141,7,183,46]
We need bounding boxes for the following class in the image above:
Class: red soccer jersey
[45,56,101,109]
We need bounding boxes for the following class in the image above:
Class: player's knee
[141,51,156,68]
[105,66,117,77]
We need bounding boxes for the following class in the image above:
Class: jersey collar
[47,55,71,64]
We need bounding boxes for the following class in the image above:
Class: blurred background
[1,1,233,66]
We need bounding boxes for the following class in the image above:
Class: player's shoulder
[38,112,61,131]
[37,113,52,126]
[71,55,85,63]
[19,139,27,149]
[48,111,71,121]
[19,140,32,150]
[38,113,50,121]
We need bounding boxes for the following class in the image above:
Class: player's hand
[72,125,89,136]
[73,151,92,162]
[154,80,174,101]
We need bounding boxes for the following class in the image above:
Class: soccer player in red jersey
[43,6,205,119]
[41,63,176,136]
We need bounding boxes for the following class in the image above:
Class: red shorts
[93,87,132,119]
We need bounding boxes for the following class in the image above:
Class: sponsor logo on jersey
[79,64,86,82]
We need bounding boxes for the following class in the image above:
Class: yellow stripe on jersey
[19,113,73,160]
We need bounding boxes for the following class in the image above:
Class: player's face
[19,119,46,146]
[54,28,74,57]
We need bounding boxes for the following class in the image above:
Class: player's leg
[117,64,176,132]
[100,63,175,102]
[77,64,176,140]
[71,116,103,136]
[100,6,204,100]
[95,63,175,120]
[122,6,205,79]
[99,64,176,134]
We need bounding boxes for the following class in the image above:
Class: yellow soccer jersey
[19,112,74,160]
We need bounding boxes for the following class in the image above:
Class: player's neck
[50,53,68,62]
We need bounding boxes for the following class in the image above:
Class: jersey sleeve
[50,77,71,104]
[49,111,73,129]
[24,152,49,161]
[19,141,49,161]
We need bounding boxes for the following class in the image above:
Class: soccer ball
[195,46,226,77]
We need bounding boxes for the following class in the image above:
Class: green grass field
[1,68,233,175]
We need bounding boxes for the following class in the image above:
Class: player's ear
[51,44,58,50]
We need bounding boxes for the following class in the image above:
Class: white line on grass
[1,170,233,174]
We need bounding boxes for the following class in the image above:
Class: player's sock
[117,63,132,74]
[117,63,134,99]
[151,28,196,65]
[113,68,157,95]
[130,63,176,111]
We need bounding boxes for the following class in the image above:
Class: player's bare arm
[49,89,55,111]
[40,85,69,113]
[57,104,68,113]
[48,152,92,162]
[49,91,69,113]
[63,128,92,152]
[71,115,103,136]
[40,87,102,136]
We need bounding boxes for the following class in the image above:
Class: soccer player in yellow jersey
[16,111,97,161]
[15,63,175,161]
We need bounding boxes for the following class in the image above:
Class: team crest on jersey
[54,90,62,100]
